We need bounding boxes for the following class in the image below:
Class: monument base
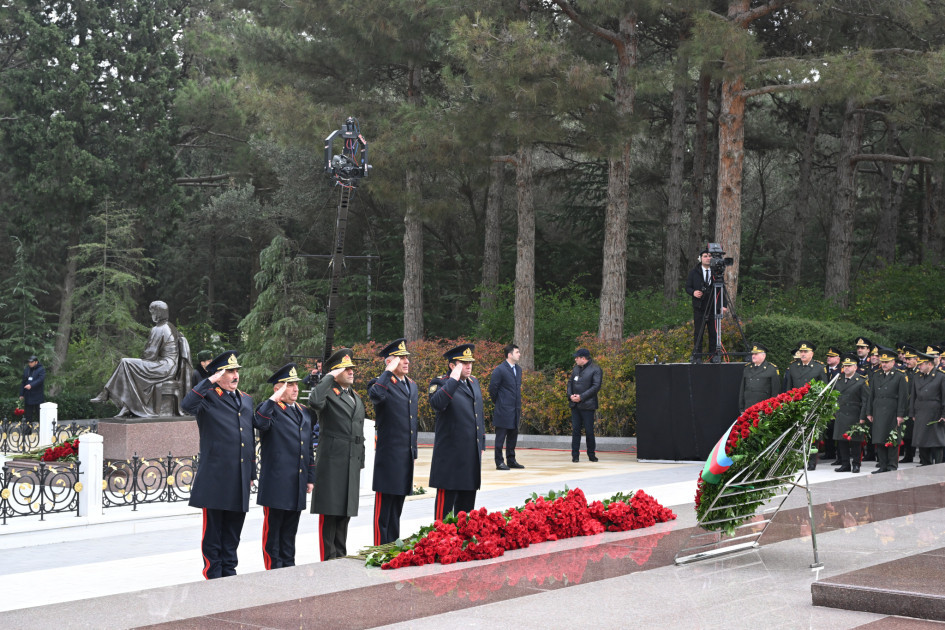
[96,416,199,460]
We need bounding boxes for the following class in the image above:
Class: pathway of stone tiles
[0,448,920,615]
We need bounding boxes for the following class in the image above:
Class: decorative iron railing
[52,420,98,443]
[0,419,40,453]
[102,454,198,510]
[0,460,82,525]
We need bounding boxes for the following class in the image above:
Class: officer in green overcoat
[309,348,366,560]
[782,340,828,392]
[738,343,780,412]
[832,353,870,473]
[868,346,910,474]
[910,347,945,466]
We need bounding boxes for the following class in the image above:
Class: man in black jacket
[19,355,45,423]
[567,348,603,462]
[489,343,523,470]
[685,250,726,362]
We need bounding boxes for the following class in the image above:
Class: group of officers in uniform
[739,338,945,476]
[182,339,493,579]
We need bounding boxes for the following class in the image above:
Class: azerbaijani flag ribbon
[701,419,737,484]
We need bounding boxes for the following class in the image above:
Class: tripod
[691,276,749,363]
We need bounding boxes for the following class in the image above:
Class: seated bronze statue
[91,301,191,417]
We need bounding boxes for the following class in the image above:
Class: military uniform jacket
[309,375,365,517]
[832,374,870,441]
[782,360,827,392]
[869,369,909,444]
[253,399,316,511]
[367,371,419,496]
[429,375,486,492]
[738,360,780,411]
[910,370,945,448]
[183,378,255,512]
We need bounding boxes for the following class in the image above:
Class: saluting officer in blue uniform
[183,351,255,579]
[429,343,486,520]
[309,348,366,560]
[254,363,316,569]
[367,338,419,545]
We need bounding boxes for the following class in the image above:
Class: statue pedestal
[97,416,199,460]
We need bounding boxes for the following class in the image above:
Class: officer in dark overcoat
[854,337,872,375]
[309,348,365,560]
[254,363,315,569]
[367,338,419,545]
[489,343,524,470]
[832,353,870,473]
[821,346,843,463]
[738,343,780,412]
[868,346,910,473]
[183,350,255,579]
[898,345,920,463]
[910,348,945,466]
[782,341,828,391]
[429,343,486,521]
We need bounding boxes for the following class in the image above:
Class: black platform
[635,363,744,461]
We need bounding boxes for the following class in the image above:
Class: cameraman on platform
[686,249,727,363]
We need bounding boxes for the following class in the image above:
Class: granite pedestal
[96,416,199,460]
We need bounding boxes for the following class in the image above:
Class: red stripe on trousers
[262,506,272,570]
[374,493,382,546]
[318,514,326,562]
[435,489,445,522]
[201,509,211,579]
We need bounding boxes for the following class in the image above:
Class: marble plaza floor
[2,447,945,629]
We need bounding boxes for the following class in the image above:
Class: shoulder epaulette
[214,386,224,396]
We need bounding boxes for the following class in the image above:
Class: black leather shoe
[508,461,525,469]
[851,464,860,473]
[871,468,886,474]
[588,455,599,462]
[834,465,851,472]
[830,459,842,466]
[862,455,876,462]
[899,457,914,464]
[496,463,510,470]
[572,456,579,463]
[820,453,832,460]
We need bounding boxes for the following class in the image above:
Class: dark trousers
[374,492,406,545]
[201,508,246,579]
[900,419,915,460]
[838,440,863,467]
[434,488,476,521]
[571,408,596,458]
[24,403,40,423]
[262,507,302,569]
[494,427,519,464]
[693,308,719,356]
[876,444,899,472]
[863,440,877,461]
[821,420,836,459]
[318,514,350,561]
[918,447,945,465]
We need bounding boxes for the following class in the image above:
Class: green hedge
[0,394,112,422]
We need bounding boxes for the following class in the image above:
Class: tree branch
[736,0,799,27]
[740,82,814,99]
[174,174,242,185]
[552,0,621,47]
[850,154,933,165]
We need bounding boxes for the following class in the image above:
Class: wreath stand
[674,376,839,569]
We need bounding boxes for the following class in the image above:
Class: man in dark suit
[309,348,365,560]
[685,250,727,362]
[19,355,45,423]
[367,338,419,545]
[568,348,603,462]
[489,343,523,471]
[429,343,486,520]
[183,350,255,579]
[254,363,315,569]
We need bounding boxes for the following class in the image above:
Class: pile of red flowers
[370,488,676,570]
[40,438,79,462]
[13,406,25,417]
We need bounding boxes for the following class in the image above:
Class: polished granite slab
[814,547,945,621]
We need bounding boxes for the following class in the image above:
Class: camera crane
[321,117,371,367]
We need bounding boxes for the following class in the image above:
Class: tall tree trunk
[663,50,688,304]
[403,61,424,341]
[920,164,931,263]
[824,98,865,305]
[480,149,505,318]
[786,103,819,286]
[52,233,80,384]
[688,65,711,260]
[513,146,535,370]
[876,125,906,265]
[927,162,944,262]
[715,72,746,301]
[598,13,637,342]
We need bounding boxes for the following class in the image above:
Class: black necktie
[704,269,709,284]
